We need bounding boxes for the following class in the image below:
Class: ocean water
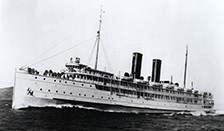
[1,88,224,131]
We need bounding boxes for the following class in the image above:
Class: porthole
[90,85,92,87]
[82,84,84,86]
[63,91,65,94]
[92,95,94,97]
[70,92,72,95]
[108,97,110,99]
[43,78,46,80]
[84,94,86,96]
[56,90,58,93]
[40,88,42,91]
[73,83,75,85]
[65,81,67,83]
[48,89,50,92]
[101,96,103,99]
[79,94,81,96]
[35,77,37,79]
[59,80,61,82]
[54,80,56,82]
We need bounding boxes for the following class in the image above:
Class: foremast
[183,45,188,88]
[94,6,104,70]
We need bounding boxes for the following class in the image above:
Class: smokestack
[151,59,162,82]
[131,52,143,79]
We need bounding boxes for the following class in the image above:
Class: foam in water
[163,111,209,117]
[46,104,74,108]
[189,111,207,116]
[22,101,139,114]
[212,110,224,116]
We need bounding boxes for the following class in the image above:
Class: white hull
[12,70,213,113]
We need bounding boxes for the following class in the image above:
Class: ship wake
[166,110,224,117]
[27,103,139,114]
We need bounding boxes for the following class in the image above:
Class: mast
[94,6,103,70]
[183,45,188,88]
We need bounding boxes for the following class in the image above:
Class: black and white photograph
[0,0,224,130]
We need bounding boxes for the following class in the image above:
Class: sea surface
[0,87,224,131]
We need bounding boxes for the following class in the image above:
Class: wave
[51,104,139,114]
[212,110,224,116]
[20,103,139,114]
[189,111,207,116]
[164,110,224,117]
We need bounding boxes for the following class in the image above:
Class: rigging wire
[29,36,96,67]
[87,38,98,66]
[21,24,90,68]
[86,33,114,72]
[101,39,114,72]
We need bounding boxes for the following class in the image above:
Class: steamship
[12,9,215,114]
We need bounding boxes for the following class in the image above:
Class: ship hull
[12,70,213,113]
[53,98,187,113]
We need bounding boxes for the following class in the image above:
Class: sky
[1,0,224,109]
